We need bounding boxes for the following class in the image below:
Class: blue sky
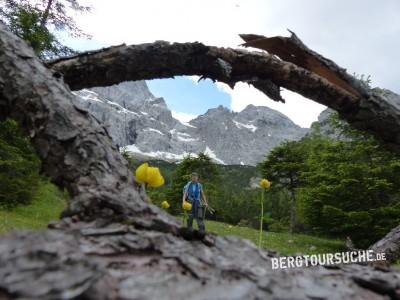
[147,77,231,118]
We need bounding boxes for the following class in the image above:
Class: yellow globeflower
[135,162,149,184]
[161,201,170,209]
[182,201,192,211]
[259,178,271,189]
[146,167,165,188]
[134,162,165,188]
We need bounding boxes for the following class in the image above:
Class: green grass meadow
[0,183,346,257]
[1,183,399,269]
[4,186,399,268]
[0,181,66,233]
[205,220,345,255]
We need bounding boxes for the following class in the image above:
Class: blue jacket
[184,181,202,202]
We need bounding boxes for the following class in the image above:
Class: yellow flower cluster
[259,178,271,189]
[161,201,170,209]
[135,163,165,188]
[182,201,192,211]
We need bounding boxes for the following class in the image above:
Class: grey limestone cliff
[74,80,309,165]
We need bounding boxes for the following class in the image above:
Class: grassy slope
[205,220,345,256]
[0,181,345,256]
[2,182,398,266]
[0,181,66,233]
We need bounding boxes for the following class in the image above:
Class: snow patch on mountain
[106,100,140,116]
[143,128,164,135]
[177,136,198,142]
[125,144,190,161]
[74,89,103,102]
[74,80,309,165]
[232,120,257,132]
[204,146,225,165]
[182,122,197,128]
[176,132,192,137]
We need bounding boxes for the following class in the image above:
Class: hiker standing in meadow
[182,172,208,232]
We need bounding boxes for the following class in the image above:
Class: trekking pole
[207,206,215,214]
[182,210,188,225]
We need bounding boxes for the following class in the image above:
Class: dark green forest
[261,113,400,248]
[0,119,41,208]
[121,112,400,248]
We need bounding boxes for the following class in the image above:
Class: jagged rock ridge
[73,80,309,165]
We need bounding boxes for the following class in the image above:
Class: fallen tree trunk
[1,24,400,299]
[0,24,179,233]
[2,225,400,300]
[370,225,400,263]
[48,33,400,152]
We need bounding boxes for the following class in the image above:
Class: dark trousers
[187,205,205,232]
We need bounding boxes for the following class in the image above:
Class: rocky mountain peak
[238,104,298,128]
[200,105,232,117]
[74,80,310,165]
[90,80,154,111]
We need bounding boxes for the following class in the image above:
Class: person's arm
[201,189,208,206]
[182,190,187,204]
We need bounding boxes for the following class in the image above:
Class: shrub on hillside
[0,119,41,208]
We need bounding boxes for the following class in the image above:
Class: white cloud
[187,76,201,85]
[171,110,197,123]
[217,82,326,128]
[72,0,400,127]
[74,0,269,47]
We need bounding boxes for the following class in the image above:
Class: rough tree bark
[0,24,179,234]
[1,24,400,299]
[370,225,400,263]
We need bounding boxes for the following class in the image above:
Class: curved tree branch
[48,40,358,108]
[47,35,400,152]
